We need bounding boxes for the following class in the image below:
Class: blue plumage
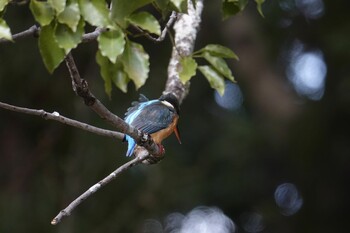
[124,94,178,157]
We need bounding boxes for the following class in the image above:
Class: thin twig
[132,11,177,43]
[82,28,107,43]
[51,150,149,225]
[0,101,124,139]
[0,25,105,44]
[0,25,39,43]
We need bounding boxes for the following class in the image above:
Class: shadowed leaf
[57,0,80,32]
[96,51,130,95]
[97,27,125,63]
[121,41,149,89]
[54,19,84,54]
[198,65,225,96]
[127,12,161,35]
[0,0,10,12]
[79,0,111,27]
[203,52,235,82]
[48,0,66,14]
[111,0,153,26]
[0,18,11,41]
[30,0,55,26]
[179,56,197,84]
[255,0,265,17]
[39,23,66,73]
[197,44,239,60]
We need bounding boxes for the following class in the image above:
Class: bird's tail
[125,135,136,157]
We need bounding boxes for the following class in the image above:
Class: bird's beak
[174,126,182,144]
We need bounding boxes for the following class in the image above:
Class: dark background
[1,0,349,232]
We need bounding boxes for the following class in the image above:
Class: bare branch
[51,150,149,225]
[0,101,123,139]
[132,11,178,43]
[82,28,107,43]
[164,0,204,104]
[0,25,104,44]
[0,25,39,43]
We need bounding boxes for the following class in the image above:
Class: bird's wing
[124,94,149,119]
[130,102,176,134]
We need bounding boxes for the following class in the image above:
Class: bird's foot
[143,144,165,165]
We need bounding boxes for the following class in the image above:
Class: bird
[124,93,181,157]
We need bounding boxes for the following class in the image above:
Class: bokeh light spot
[240,212,265,233]
[287,40,327,100]
[215,83,244,111]
[295,0,325,19]
[274,183,303,216]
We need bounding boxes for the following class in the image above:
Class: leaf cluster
[0,0,266,96]
[180,44,238,96]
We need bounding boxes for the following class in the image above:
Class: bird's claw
[142,144,165,165]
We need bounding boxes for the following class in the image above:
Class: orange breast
[151,116,179,144]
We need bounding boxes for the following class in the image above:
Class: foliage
[0,0,264,95]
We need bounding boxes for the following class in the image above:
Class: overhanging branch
[0,101,123,139]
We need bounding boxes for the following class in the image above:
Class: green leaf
[57,0,81,32]
[196,44,239,60]
[96,50,112,97]
[154,0,172,19]
[96,50,130,95]
[79,0,111,27]
[255,0,265,17]
[38,23,66,73]
[97,27,125,63]
[121,41,149,89]
[127,12,161,36]
[179,56,197,84]
[30,0,55,26]
[48,0,66,14]
[110,0,153,26]
[0,18,12,41]
[203,52,235,82]
[111,66,129,93]
[170,0,187,13]
[0,0,10,12]
[222,0,248,19]
[54,18,84,54]
[198,65,226,96]
[154,0,170,10]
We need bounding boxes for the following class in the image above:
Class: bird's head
[159,93,180,115]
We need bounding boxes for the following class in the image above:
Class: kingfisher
[124,93,181,157]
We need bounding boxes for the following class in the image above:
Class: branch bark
[0,25,39,43]
[0,101,123,139]
[163,0,204,104]
[132,11,178,43]
[51,150,149,225]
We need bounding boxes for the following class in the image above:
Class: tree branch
[1,0,204,224]
[64,53,162,156]
[132,11,178,43]
[82,28,107,43]
[163,0,204,104]
[51,149,149,225]
[0,101,123,139]
[0,25,39,43]
[0,25,104,44]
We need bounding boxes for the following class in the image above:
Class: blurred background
[1,0,349,232]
